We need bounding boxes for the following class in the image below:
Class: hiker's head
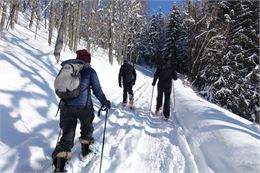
[76,49,91,63]
[163,55,171,64]
[123,60,127,64]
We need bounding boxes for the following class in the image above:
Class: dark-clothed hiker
[118,60,137,106]
[152,56,177,121]
[52,49,111,172]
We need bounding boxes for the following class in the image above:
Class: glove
[103,100,111,109]
[152,82,155,86]
[119,83,122,88]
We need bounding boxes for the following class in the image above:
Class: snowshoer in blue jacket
[52,49,111,172]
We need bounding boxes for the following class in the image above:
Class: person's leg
[163,87,172,119]
[52,106,77,171]
[156,86,163,111]
[128,83,134,102]
[78,107,95,156]
[123,84,128,104]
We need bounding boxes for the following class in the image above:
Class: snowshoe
[128,96,135,110]
[122,102,127,107]
[151,108,162,116]
[78,145,100,167]
[163,115,171,122]
[79,149,93,162]
[164,117,169,122]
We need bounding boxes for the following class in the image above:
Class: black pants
[156,86,172,118]
[52,105,94,158]
[123,82,133,103]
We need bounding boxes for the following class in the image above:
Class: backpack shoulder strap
[84,70,92,108]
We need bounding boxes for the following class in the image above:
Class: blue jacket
[60,59,108,107]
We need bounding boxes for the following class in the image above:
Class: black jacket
[119,62,137,85]
[152,63,177,89]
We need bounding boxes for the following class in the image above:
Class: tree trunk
[0,0,6,31]
[44,0,47,28]
[108,0,115,65]
[73,0,83,52]
[29,0,38,29]
[86,0,93,50]
[68,4,74,50]
[256,112,260,125]
[48,0,54,46]
[6,0,19,30]
[54,0,69,63]
[0,0,2,15]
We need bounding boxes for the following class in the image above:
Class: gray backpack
[54,63,84,100]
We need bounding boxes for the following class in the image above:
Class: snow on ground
[0,12,260,173]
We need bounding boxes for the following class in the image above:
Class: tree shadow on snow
[0,34,62,172]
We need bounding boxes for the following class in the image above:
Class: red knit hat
[76,49,91,63]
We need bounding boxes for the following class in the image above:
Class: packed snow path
[66,75,198,173]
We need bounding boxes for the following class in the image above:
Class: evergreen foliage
[191,0,259,121]
[163,4,181,63]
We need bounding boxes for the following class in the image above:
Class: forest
[0,0,259,123]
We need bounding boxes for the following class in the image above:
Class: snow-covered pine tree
[162,3,182,67]
[138,9,166,66]
[147,14,161,64]
[218,0,259,121]
[157,8,167,62]
[179,1,195,75]
[190,0,230,103]
[174,6,190,74]
[125,0,146,64]
[191,0,259,122]
[138,27,151,65]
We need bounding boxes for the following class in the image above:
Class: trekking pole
[98,106,109,173]
[56,128,62,147]
[149,86,155,115]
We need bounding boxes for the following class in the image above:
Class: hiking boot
[81,143,90,156]
[53,157,67,173]
[52,151,72,172]
[163,116,169,121]
[129,95,134,102]
[155,110,162,116]
[79,148,93,160]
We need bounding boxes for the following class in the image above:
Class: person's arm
[91,70,108,105]
[152,67,160,86]
[172,69,177,80]
[133,67,137,85]
[172,64,178,80]
[118,67,122,87]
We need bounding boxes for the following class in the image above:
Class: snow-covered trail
[73,71,194,173]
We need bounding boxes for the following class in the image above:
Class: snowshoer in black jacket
[152,56,177,120]
[118,60,137,105]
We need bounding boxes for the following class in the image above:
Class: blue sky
[148,0,184,15]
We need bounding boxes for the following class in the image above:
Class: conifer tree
[162,4,182,67]
[148,14,160,64]
[219,0,259,120]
